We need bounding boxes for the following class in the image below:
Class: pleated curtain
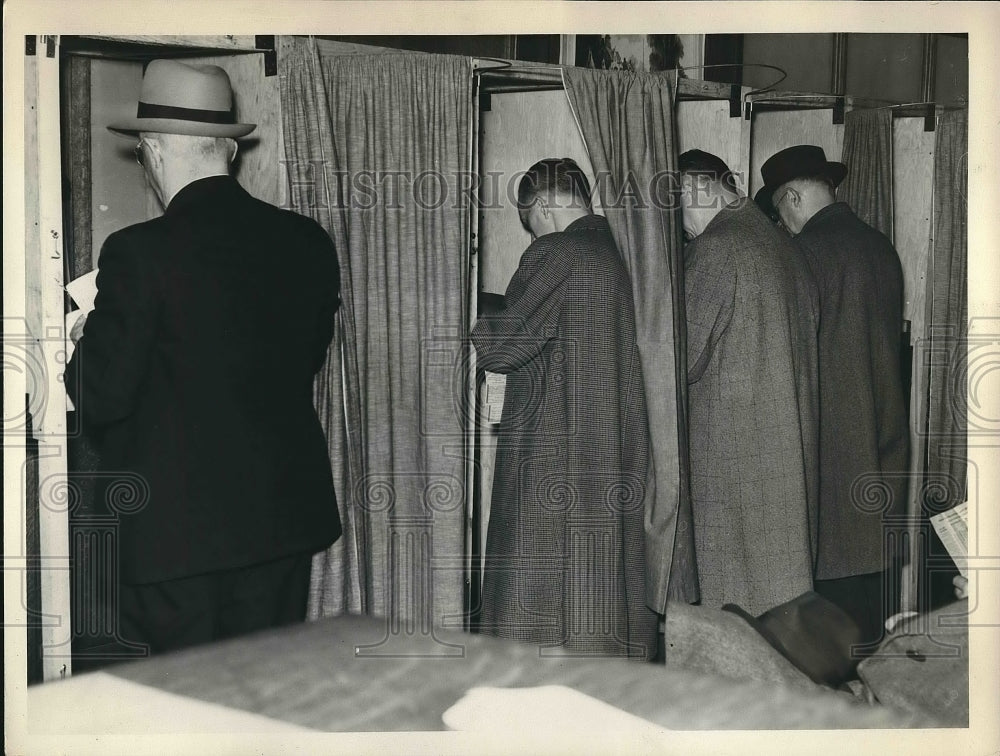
[563,68,698,611]
[278,37,473,629]
[838,107,895,240]
[926,108,968,508]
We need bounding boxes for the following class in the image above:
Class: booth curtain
[926,108,968,507]
[563,67,698,611]
[838,108,895,240]
[278,37,473,627]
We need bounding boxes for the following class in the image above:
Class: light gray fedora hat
[108,59,256,138]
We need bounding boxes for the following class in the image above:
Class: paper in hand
[64,269,98,411]
[65,269,99,313]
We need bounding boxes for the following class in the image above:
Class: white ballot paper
[64,270,99,411]
[484,372,506,424]
[65,269,99,312]
[930,501,969,577]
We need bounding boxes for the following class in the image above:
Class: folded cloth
[662,601,817,691]
[857,600,968,727]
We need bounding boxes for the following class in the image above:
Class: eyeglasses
[773,189,792,210]
[133,140,148,167]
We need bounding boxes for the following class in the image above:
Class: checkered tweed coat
[684,198,821,615]
[796,203,909,580]
[472,214,658,659]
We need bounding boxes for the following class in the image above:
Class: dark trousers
[118,552,313,658]
[814,569,897,654]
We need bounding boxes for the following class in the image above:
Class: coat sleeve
[471,238,572,374]
[65,232,159,426]
[684,242,736,383]
[310,225,341,375]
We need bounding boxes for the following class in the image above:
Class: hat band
[136,101,235,124]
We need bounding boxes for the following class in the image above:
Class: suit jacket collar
[166,175,245,216]
[800,201,853,234]
[702,195,755,236]
[565,213,611,234]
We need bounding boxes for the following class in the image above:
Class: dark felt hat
[753,145,847,219]
[722,591,864,687]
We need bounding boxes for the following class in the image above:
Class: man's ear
[786,186,802,208]
[536,195,551,219]
[144,137,163,171]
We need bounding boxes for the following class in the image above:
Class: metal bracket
[25,35,36,56]
[923,103,936,133]
[729,84,741,118]
[832,96,845,125]
[256,35,277,77]
[45,35,57,58]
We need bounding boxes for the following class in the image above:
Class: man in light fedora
[66,59,342,658]
[755,145,908,649]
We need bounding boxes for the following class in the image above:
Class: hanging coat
[795,202,909,580]
[472,214,658,660]
[684,198,821,615]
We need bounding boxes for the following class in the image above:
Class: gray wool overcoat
[795,202,909,580]
[684,198,821,615]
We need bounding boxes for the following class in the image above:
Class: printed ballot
[484,372,506,424]
[930,501,969,577]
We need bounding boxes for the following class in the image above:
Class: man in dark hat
[678,149,820,616]
[66,60,342,658]
[755,145,908,647]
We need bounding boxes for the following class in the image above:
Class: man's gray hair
[146,132,234,161]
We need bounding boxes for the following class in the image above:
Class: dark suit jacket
[795,202,909,580]
[67,175,341,584]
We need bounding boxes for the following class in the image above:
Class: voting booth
[17,34,957,681]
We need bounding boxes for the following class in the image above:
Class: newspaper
[930,501,968,577]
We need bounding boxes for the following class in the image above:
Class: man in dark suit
[678,150,821,616]
[755,145,909,647]
[67,59,341,656]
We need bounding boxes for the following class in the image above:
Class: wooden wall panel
[892,117,935,338]
[748,108,845,196]
[479,88,599,295]
[89,58,149,266]
[25,54,43,344]
[676,99,750,193]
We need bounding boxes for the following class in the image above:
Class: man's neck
[552,209,591,233]
[163,169,231,208]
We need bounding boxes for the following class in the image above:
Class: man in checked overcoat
[472,158,658,659]
[678,150,821,616]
